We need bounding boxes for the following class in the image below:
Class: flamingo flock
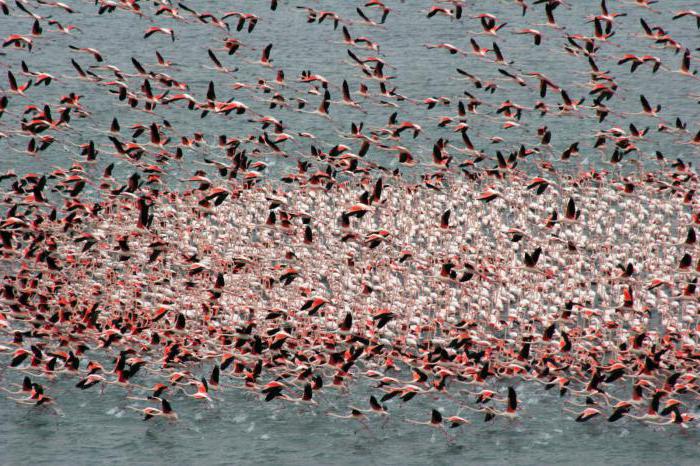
[0,0,699,439]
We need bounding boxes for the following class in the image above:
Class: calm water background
[1,0,699,464]
[1,376,699,466]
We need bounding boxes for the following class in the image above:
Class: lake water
[1,0,699,464]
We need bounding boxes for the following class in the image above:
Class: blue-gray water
[1,0,700,464]
[1,375,699,465]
